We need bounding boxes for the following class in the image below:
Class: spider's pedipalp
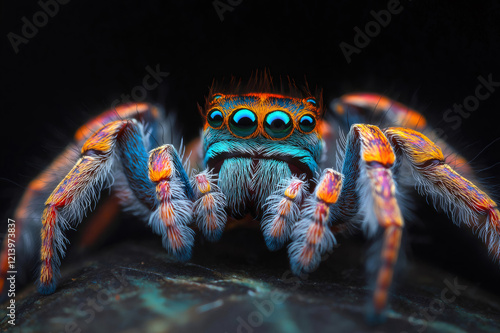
[385,127,500,260]
[262,176,307,251]
[148,145,195,262]
[192,169,227,242]
[288,169,342,275]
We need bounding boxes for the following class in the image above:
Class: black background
[2,0,500,293]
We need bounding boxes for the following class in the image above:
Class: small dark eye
[306,98,317,106]
[299,115,316,133]
[207,109,224,128]
[264,111,293,139]
[229,109,258,137]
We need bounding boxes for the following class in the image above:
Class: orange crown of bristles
[199,70,324,118]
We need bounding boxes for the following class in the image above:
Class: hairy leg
[343,124,404,316]
[315,124,406,316]
[148,145,195,261]
[38,117,178,294]
[385,127,500,259]
[288,169,343,274]
[261,176,308,251]
[0,145,79,296]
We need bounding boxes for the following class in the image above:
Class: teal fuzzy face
[201,93,324,216]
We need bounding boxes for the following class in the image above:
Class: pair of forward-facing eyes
[206,108,317,139]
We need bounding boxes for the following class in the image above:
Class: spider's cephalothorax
[1,77,499,320]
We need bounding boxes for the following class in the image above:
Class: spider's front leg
[289,124,405,319]
[339,125,405,317]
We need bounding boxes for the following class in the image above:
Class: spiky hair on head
[200,70,324,117]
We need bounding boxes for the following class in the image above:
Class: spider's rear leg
[261,176,308,251]
[192,170,227,242]
[385,127,500,260]
[288,170,342,274]
[331,93,427,131]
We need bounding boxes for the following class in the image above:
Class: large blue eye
[207,109,224,128]
[264,111,293,139]
[229,109,257,137]
[299,115,316,133]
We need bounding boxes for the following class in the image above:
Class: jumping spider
[1,75,498,318]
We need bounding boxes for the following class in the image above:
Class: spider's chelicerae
[1,75,499,318]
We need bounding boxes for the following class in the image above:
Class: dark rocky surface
[1,232,500,333]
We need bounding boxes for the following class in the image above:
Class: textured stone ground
[1,231,500,333]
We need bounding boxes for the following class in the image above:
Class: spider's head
[202,92,325,178]
[201,86,326,215]
[199,73,326,215]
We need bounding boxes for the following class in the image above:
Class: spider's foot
[262,177,307,251]
[364,303,387,326]
[288,169,342,275]
[37,277,58,295]
[160,223,195,262]
[39,220,59,295]
[192,170,227,242]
